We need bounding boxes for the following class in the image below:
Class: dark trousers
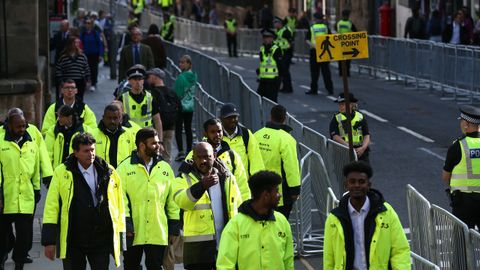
[62,245,110,270]
[124,245,166,270]
[0,214,32,265]
[338,60,351,76]
[175,112,193,153]
[277,204,293,220]
[452,192,480,229]
[279,57,293,93]
[309,49,333,94]
[86,54,100,86]
[73,79,86,101]
[184,263,216,270]
[257,78,280,103]
[226,34,237,57]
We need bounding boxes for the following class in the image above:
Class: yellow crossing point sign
[315,31,369,62]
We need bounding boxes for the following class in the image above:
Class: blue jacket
[81,30,104,56]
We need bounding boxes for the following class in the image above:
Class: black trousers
[0,214,32,264]
[452,192,480,229]
[226,34,237,57]
[257,78,280,103]
[279,56,293,92]
[123,244,166,270]
[309,49,333,94]
[184,262,216,270]
[277,204,293,220]
[86,54,100,86]
[175,112,193,153]
[338,60,351,76]
[62,245,110,270]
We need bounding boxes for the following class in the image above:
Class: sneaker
[175,152,185,161]
[89,85,96,92]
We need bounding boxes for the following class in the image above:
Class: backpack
[156,88,180,128]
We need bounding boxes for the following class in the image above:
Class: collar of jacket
[54,121,84,137]
[223,125,245,139]
[238,199,276,222]
[266,121,293,133]
[4,127,33,143]
[64,154,112,179]
[55,97,86,113]
[178,158,231,179]
[216,140,232,157]
[98,120,125,135]
[332,189,387,223]
[129,150,163,167]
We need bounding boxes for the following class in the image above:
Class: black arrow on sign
[342,48,360,57]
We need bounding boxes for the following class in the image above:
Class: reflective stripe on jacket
[275,26,292,50]
[122,91,153,128]
[259,45,279,79]
[451,137,480,192]
[225,19,237,33]
[335,111,365,146]
[337,20,353,34]
[310,23,328,47]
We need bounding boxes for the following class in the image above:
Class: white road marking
[359,109,389,123]
[397,126,435,143]
[302,104,309,108]
[300,85,310,90]
[326,95,337,101]
[418,147,445,161]
[223,62,231,66]
[303,119,317,124]
[234,65,245,71]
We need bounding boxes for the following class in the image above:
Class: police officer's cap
[273,16,283,24]
[261,28,276,37]
[126,64,146,79]
[334,93,358,103]
[313,12,324,20]
[220,103,240,119]
[459,105,480,124]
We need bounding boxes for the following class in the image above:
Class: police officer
[173,142,242,270]
[117,128,179,270]
[273,16,294,93]
[285,8,298,36]
[161,11,175,42]
[131,0,144,23]
[305,12,334,95]
[219,103,265,176]
[91,104,136,168]
[257,28,282,102]
[443,105,480,229]
[337,9,357,77]
[254,105,300,219]
[216,171,294,269]
[0,108,41,270]
[329,93,371,164]
[118,65,164,152]
[224,12,237,57]
[42,79,97,135]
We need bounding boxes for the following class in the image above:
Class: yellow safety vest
[286,16,297,32]
[451,137,480,192]
[225,19,236,33]
[335,111,365,146]
[132,0,144,15]
[259,45,279,79]
[310,23,328,47]
[337,19,353,34]
[159,0,172,8]
[122,91,153,128]
[275,26,292,50]
[161,20,174,41]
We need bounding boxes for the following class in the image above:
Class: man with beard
[44,105,90,170]
[91,104,136,168]
[173,142,242,270]
[117,128,179,269]
[216,171,294,269]
[323,162,410,269]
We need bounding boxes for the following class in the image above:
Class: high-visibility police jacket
[42,156,126,266]
[159,0,172,8]
[450,136,480,192]
[91,123,136,168]
[222,127,265,176]
[286,16,297,32]
[132,0,144,15]
[117,152,180,246]
[122,90,154,128]
[44,123,88,170]
[225,19,237,33]
[216,200,294,270]
[161,20,174,42]
[323,190,411,270]
[173,160,242,243]
[41,100,97,135]
[259,45,280,79]
[334,111,366,147]
[0,130,40,214]
[122,114,141,136]
[337,19,353,34]
[310,23,328,48]
[254,122,300,206]
[186,140,250,201]
[275,26,293,50]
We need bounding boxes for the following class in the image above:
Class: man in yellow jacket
[0,108,41,270]
[254,105,300,219]
[41,133,126,269]
[217,171,294,270]
[323,161,410,270]
[173,142,242,270]
[117,128,179,269]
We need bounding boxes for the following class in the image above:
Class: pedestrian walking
[80,18,104,92]
[443,11,469,45]
[118,27,155,82]
[404,8,427,39]
[224,12,238,57]
[143,24,167,69]
[257,28,282,102]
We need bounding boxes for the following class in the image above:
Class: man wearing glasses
[118,26,155,82]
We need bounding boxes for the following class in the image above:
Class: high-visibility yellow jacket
[42,156,126,267]
[334,111,366,147]
[310,23,328,47]
[216,200,294,270]
[0,130,40,214]
[323,190,411,270]
[259,45,280,79]
[450,136,480,192]
[91,123,136,168]
[254,122,300,206]
[41,100,97,135]
[122,91,154,128]
[117,152,179,246]
[44,124,88,170]
[132,0,144,15]
[222,127,265,176]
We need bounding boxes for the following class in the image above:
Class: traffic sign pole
[341,61,356,161]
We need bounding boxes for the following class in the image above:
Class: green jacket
[0,129,40,214]
[323,189,411,270]
[216,200,294,270]
[41,100,97,135]
[44,123,88,170]
[254,122,300,206]
[173,70,197,112]
[91,122,136,168]
[117,152,180,246]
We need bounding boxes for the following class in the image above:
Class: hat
[313,12,323,20]
[261,28,276,37]
[459,105,480,124]
[334,93,358,103]
[126,65,146,79]
[273,16,283,23]
[220,103,240,118]
[147,68,166,80]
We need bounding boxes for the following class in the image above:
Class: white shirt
[224,126,238,140]
[450,22,461,44]
[78,162,98,206]
[348,196,370,270]
[207,170,224,247]
[144,158,153,173]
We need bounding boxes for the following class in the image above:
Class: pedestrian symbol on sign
[319,36,335,60]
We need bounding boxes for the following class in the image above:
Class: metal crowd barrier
[411,252,441,270]
[470,229,480,269]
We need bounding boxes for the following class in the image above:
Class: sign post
[315,31,369,161]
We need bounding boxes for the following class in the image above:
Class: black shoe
[23,255,33,264]
[305,91,318,95]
